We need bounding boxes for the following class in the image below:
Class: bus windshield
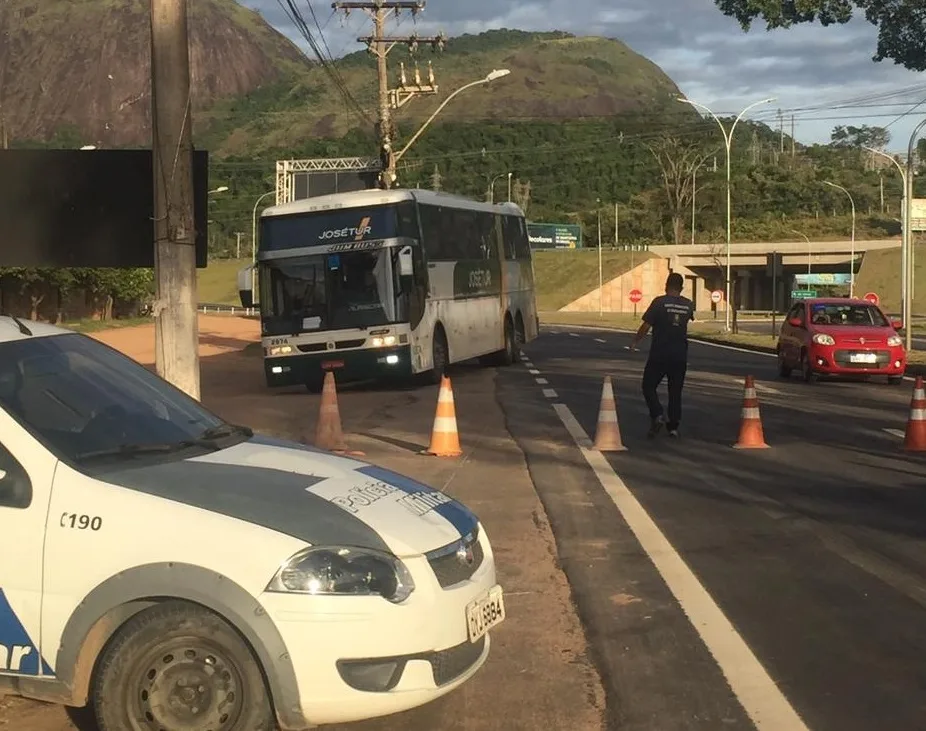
[260,247,408,334]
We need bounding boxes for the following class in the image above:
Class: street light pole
[597,198,603,315]
[488,172,508,203]
[865,145,909,328]
[823,181,856,297]
[393,69,510,171]
[507,172,513,203]
[905,119,926,351]
[791,229,812,282]
[679,95,776,332]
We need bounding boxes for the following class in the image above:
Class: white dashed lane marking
[543,388,558,398]
[595,338,606,343]
[536,378,549,385]
[529,369,541,375]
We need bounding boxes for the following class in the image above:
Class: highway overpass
[649,238,900,311]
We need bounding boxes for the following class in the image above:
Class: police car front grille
[427,529,484,589]
[430,636,486,686]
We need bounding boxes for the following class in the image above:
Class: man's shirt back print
[643,294,695,361]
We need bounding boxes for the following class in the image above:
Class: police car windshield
[0,333,237,469]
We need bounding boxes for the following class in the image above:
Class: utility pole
[235,232,243,259]
[791,115,796,158]
[150,0,200,399]
[333,1,444,189]
[614,202,619,248]
[778,109,784,154]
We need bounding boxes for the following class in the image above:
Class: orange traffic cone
[314,371,349,453]
[422,375,463,457]
[733,375,770,449]
[903,376,926,452]
[594,375,627,451]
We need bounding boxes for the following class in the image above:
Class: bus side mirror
[237,266,254,308]
[398,246,414,277]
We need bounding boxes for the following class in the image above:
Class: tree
[713,0,926,71]
[512,179,532,216]
[830,125,891,149]
[645,136,715,245]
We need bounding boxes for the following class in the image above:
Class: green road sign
[791,289,817,299]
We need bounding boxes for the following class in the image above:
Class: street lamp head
[210,186,230,194]
[485,69,510,82]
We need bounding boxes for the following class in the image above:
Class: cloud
[242,0,926,147]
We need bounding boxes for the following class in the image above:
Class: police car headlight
[266,547,415,603]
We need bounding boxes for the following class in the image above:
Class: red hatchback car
[777,297,906,384]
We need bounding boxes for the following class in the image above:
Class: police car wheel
[92,601,274,731]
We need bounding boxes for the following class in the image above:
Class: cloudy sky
[243,0,926,151]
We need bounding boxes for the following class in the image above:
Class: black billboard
[0,149,209,268]
[293,169,380,200]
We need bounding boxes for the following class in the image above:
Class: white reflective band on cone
[432,416,458,431]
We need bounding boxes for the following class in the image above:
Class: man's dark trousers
[642,355,687,429]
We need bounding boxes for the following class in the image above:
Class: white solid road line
[543,388,558,398]
[884,428,906,439]
[552,402,810,731]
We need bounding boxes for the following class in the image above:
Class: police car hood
[99,434,478,557]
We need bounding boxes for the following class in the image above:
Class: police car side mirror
[398,246,414,278]
[0,467,31,509]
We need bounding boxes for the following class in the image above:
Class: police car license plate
[466,585,505,643]
[850,352,877,364]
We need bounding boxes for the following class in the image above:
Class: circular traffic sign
[863,292,880,306]
[710,290,723,304]
[629,289,643,304]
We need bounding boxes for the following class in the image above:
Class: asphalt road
[498,325,926,731]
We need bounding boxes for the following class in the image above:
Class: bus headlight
[266,546,415,603]
[268,345,293,356]
[371,336,396,347]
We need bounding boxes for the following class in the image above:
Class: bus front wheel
[428,328,448,384]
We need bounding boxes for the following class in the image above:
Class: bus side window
[419,204,445,260]
[477,212,496,261]
[502,216,519,260]
[513,218,531,260]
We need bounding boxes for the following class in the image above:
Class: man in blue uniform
[628,272,695,438]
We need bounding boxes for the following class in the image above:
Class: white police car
[0,315,505,730]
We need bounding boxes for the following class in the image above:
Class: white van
[0,316,505,730]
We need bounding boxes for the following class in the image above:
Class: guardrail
[198,303,259,317]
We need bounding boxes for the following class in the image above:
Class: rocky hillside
[206,28,692,155]
[0,0,311,147]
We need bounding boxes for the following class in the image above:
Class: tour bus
[239,188,539,390]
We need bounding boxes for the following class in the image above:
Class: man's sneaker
[668,428,679,438]
[647,415,665,439]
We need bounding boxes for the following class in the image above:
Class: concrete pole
[374,6,394,189]
[150,0,200,399]
[905,119,926,350]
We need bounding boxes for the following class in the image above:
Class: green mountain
[0,0,310,147]
[202,29,694,155]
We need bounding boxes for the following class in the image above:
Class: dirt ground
[2,315,605,731]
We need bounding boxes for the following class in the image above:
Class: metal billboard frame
[275,157,382,205]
